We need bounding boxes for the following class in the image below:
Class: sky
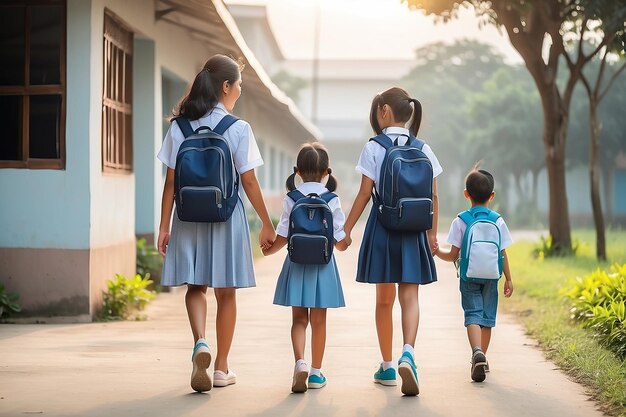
[226,0,522,63]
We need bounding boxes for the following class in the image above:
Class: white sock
[295,359,307,367]
[195,338,207,346]
[309,367,322,377]
[381,361,394,371]
[403,344,414,357]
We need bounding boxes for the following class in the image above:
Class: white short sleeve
[422,143,443,178]
[446,217,465,249]
[233,121,263,174]
[275,196,294,238]
[157,122,182,169]
[330,196,346,242]
[355,144,377,181]
[498,218,514,249]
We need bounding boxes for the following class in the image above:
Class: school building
[0,0,319,319]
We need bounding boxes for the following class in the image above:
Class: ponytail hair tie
[293,166,298,174]
[327,168,332,175]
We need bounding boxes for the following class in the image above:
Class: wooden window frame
[0,0,67,170]
[102,10,133,174]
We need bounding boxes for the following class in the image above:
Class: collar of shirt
[382,126,411,145]
[297,181,329,196]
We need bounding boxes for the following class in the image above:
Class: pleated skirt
[273,255,345,308]
[356,205,437,285]
[161,198,255,288]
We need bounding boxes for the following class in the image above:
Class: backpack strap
[319,192,337,204]
[212,115,239,136]
[174,117,194,138]
[410,136,425,151]
[287,190,306,202]
[369,134,393,150]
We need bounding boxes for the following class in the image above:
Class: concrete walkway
[0,231,603,417]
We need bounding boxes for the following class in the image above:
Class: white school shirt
[275,182,347,242]
[157,102,263,173]
[355,126,443,187]
[446,214,514,250]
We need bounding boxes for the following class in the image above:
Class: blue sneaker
[374,365,397,386]
[308,373,327,389]
[398,352,419,396]
[190,340,212,392]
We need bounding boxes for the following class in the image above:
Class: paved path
[0,230,602,417]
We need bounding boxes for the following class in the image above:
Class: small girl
[263,142,349,393]
[156,54,276,392]
[343,87,443,396]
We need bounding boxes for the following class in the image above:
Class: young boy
[434,166,514,382]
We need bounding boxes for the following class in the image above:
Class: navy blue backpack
[371,133,433,232]
[287,190,336,264]
[173,115,239,223]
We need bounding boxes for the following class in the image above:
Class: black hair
[369,87,422,136]
[173,54,244,120]
[465,163,495,204]
[285,142,338,192]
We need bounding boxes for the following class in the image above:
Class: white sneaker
[190,341,212,392]
[213,369,237,387]
[292,361,309,393]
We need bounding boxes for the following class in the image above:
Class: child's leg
[397,283,420,347]
[466,324,482,350]
[214,288,237,373]
[481,327,492,353]
[291,307,309,361]
[185,285,209,342]
[310,308,327,369]
[376,283,396,362]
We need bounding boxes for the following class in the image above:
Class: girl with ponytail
[157,55,276,392]
[343,87,443,396]
[263,142,348,393]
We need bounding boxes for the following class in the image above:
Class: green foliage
[532,235,580,259]
[507,233,626,416]
[271,69,308,104]
[563,264,626,359]
[0,283,21,318]
[101,273,156,320]
[136,238,162,277]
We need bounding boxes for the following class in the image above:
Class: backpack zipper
[388,156,432,205]
[179,186,222,208]
[177,146,226,196]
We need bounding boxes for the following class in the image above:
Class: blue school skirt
[273,255,345,308]
[356,205,437,284]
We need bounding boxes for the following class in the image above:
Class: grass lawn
[505,229,626,417]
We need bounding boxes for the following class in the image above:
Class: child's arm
[435,244,460,263]
[157,168,175,256]
[428,179,439,253]
[262,235,287,256]
[502,249,513,297]
[335,239,349,251]
[343,175,375,245]
[241,170,276,249]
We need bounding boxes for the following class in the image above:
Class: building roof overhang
[155,0,321,141]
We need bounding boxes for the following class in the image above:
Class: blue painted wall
[0,0,91,249]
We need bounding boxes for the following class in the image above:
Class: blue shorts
[460,279,498,328]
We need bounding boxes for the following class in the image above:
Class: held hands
[503,280,514,298]
[157,230,170,256]
[259,223,276,252]
[428,232,439,255]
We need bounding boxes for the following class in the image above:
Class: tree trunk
[602,158,615,226]
[588,101,606,260]
[542,90,573,254]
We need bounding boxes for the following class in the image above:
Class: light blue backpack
[458,206,503,281]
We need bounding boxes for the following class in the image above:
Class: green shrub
[136,238,162,277]
[532,234,579,259]
[101,273,156,320]
[0,283,21,318]
[562,263,626,359]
